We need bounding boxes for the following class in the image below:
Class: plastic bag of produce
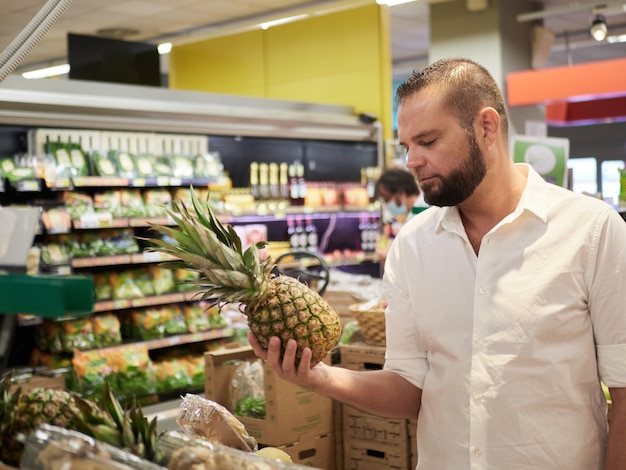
[91,314,122,348]
[230,360,265,419]
[176,394,257,452]
[20,424,164,470]
[153,358,192,394]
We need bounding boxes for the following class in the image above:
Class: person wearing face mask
[375,167,427,264]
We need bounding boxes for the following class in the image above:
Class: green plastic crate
[0,273,94,318]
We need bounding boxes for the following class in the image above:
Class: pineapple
[0,380,102,466]
[72,379,159,462]
[142,188,342,366]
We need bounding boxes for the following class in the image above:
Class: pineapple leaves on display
[142,187,342,366]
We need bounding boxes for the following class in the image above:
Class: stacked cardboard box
[408,418,418,469]
[339,343,412,470]
[204,346,335,469]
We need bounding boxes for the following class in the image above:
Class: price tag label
[142,251,163,263]
[18,180,40,192]
[133,178,146,187]
[156,177,170,187]
[169,177,182,186]
[80,212,113,229]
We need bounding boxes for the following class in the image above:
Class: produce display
[142,188,342,366]
[0,377,319,469]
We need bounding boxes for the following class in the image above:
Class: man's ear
[478,107,500,146]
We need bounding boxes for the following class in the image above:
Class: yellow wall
[169,4,393,141]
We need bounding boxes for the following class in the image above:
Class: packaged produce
[119,189,146,218]
[130,267,155,297]
[174,269,199,292]
[182,304,211,333]
[110,271,143,300]
[106,344,157,400]
[41,208,71,234]
[70,349,113,398]
[144,189,172,217]
[93,190,123,218]
[148,266,175,295]
[176,394,257,451]
[89,150,119,177]
[60,317,95,352]
[179,354,205,391]
[63,191,94,220]
[230,360,265,419]
[156,431,313,469]
[93,273,113,301]
[34,321,64,354]
[170,154,194,179]
[20,424,163,470]
[130,308,166,340]
[40,242,70,266]
[162,306,187,336]
[91,314,122,348]
[153,358,192,394]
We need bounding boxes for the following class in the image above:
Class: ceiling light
[590,14,608,41]
[376,0,418,5]
[22,63,70,79]
[157,42,172,54]
[259,14,308,30]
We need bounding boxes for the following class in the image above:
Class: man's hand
[247,332,328,392]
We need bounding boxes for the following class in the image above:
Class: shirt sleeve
[590,207,626,387]
[382,233,429,389]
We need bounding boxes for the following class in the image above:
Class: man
[250,57,626,468]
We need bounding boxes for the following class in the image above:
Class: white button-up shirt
[383,164,626,469]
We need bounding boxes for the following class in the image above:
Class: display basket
[349,301,386,346]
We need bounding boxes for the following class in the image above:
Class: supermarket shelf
[71,252,173,269]
[91,328,233,354]
[94,290,203,313]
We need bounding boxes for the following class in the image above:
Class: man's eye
[421,140,435,147]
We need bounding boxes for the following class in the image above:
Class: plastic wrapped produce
[176,394,257,452]
[20,424,164,470]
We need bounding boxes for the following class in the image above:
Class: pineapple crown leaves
[141,187,275,303]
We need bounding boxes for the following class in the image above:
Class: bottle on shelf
[289,162,300,206]
[295,216,307,249]
[279,162,290,200]
[249,162,260,200]
[305,215,318,252]
[258,162,270,200]
[269,162,281,200]
[296,161,307,206]
[287,217,298,249]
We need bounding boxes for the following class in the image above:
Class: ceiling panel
[0,0,625,80]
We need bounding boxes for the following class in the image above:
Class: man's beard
[421,131,486,207]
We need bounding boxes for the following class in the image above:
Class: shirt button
[472,447,482,456]
[478,287,487,295]
[474,339,484,348]
[473,391,483,399]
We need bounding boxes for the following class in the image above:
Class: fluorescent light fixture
[259,14,308,30]
[376,0,418,6]
[590,14,608,41]
[607,33,626,43]
[157,42,172,54]
[22,63,70,79]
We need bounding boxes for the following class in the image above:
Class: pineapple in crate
[142,188,342,366]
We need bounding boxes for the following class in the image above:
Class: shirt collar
[435,163,549,234]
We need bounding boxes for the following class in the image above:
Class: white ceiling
[1,0,626,81]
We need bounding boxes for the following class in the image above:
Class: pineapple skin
[246,276,342,366]
[0,388,100,466]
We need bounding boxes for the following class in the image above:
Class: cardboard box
[339,342,386,371]
[204,346,333,445]
[323,290,360,325]
[344,437,410,470]
[343,405,408,447]
[408,418,418,469]
[334,401,344,470]
[279,432,336,470]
